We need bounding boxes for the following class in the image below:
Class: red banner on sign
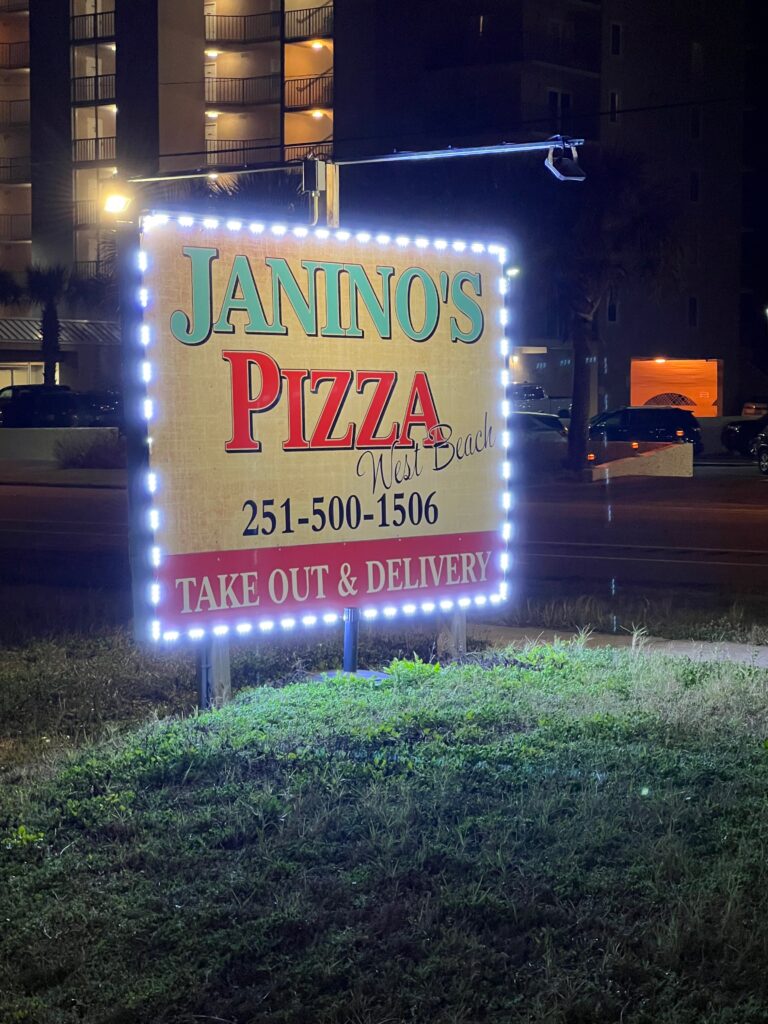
[159,530,501,625]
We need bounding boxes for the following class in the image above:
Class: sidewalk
[0,460,126,489]
[471,624,768,667]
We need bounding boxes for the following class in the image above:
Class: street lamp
[104,192,132,215]
[544,142,587,182]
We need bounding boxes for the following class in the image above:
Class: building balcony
[0,41,29,69]
[74,200,101,227]
[71,74,116,105]
[74,260,108,280]
[525,34,600,74]
[72,136,116,163]
[205,12,280,45]
[285,5,333,42]
[70,11,115,42]
[0,99,29,127]
[205,75,281,107]
[206,138,281,166]
[526,104,599,141]
[284,140,333,161]
[0,213,30,241]
[285,72,333,109]
[0,155,30,184]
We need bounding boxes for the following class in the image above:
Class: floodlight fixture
[103,190,133,215]
[544,143,587,182]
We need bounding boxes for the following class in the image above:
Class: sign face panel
[135,213,510,642]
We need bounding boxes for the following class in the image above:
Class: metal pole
[198,639,212,710]
[343,607,360,674]
[332,136,585,167]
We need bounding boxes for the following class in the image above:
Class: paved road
[520,474,768,588]
[0,471,766,592]
[0,483,129,587]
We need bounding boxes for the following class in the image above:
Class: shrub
[54,430,126,469]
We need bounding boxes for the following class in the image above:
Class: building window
[689,171,700,202]
[690,106,702,140]
[609,91,620,123]
[691,41,703,75]
[607,290,618,323]
[0,363,44,390]
[689,230,701,265]
[547,89,571,133]
[610,23,622,56]
[688,296,699,328]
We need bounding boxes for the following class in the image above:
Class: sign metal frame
[126,211,513,644]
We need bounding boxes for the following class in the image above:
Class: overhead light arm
[333,135,585,170]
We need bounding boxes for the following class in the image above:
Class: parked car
[589,406,703,455]
[741,397,768,417]
[76,390,123,428]
[511,411,568,471]
[509,382,549,413]
[0,385,79,428]
[721,414,768,456]
[749,426,768,474]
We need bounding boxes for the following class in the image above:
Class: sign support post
[342,607,360,673]
[198,637,231,710]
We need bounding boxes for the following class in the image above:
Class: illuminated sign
[131,213,511,642]
[630,358,722,418]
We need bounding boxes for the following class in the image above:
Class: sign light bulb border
[132,211,514,644]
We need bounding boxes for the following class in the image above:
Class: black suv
[589,406,703,455]
[0,385,78,428]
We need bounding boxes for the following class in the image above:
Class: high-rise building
[1,0,335,389]
[334,0,746,414]
[0,0,753,411]
[0,0,30,275]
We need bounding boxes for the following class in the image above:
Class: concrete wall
[590,442,693,481]
[0,427,119,463]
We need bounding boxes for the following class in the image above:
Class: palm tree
[25,266,68,387]
[0,268,22,308]
[0,263,117,387]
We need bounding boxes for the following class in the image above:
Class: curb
[0,479,126,490]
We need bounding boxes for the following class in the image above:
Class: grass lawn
[3,640,768,1023]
